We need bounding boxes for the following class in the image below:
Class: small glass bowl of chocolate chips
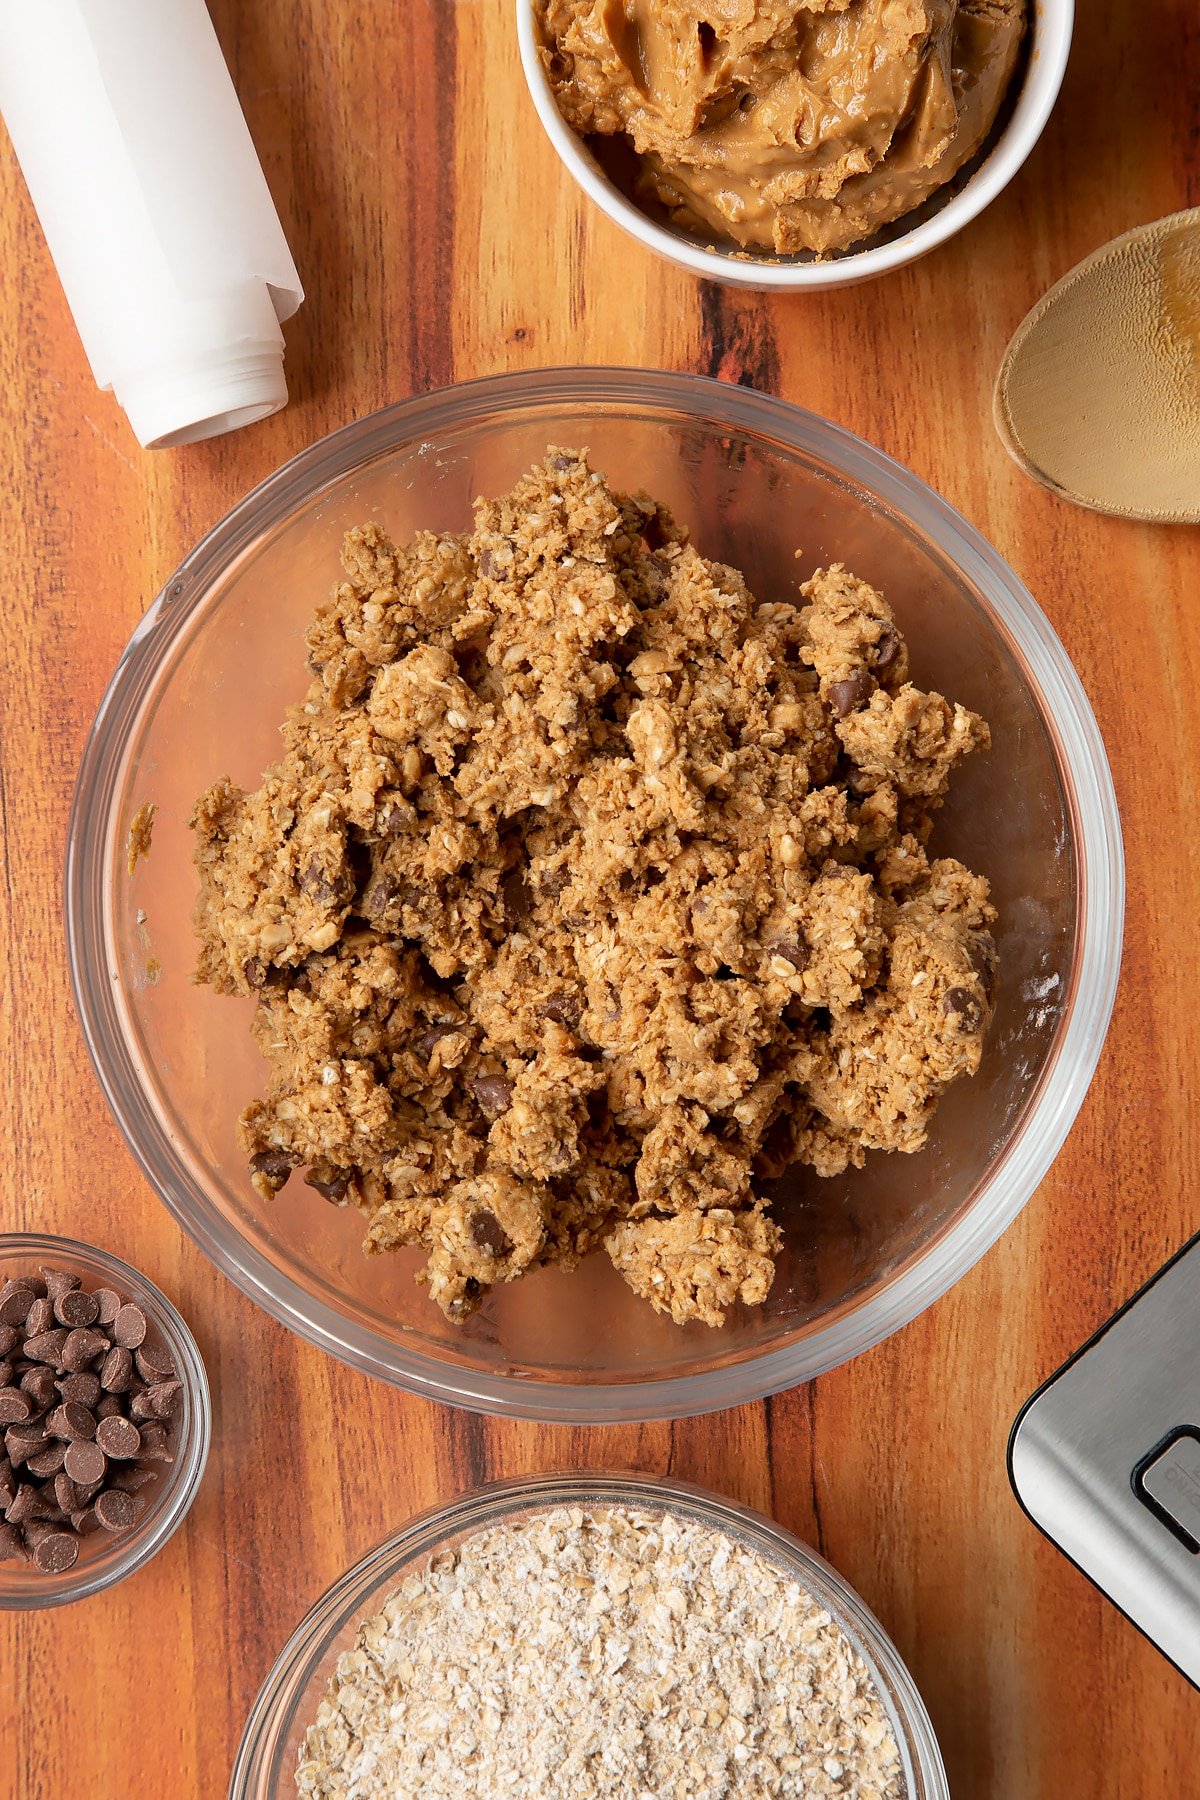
[0,1233,210,1608]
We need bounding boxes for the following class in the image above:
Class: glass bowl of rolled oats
[68,368,1122,1420]
[229,1472,949,1799]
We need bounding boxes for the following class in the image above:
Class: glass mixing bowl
[66,368,1123,1421]
[229,1471,949,1800]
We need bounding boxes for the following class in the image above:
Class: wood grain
[1,2,1198,1794]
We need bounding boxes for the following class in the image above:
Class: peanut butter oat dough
[536,0,1027,256]
[190,450,995,1328]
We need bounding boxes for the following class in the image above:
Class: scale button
[1139,1430,1200,1550]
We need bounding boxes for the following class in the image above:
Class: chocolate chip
[94,1489,138,1533]
[69,1507,99,1536]
[966,936,998,1004]
[0,1521,25,1560]
[45,1402,96,1442]
[413,1024,456,1062]
[20,1365,58,1412]
[25,1522,79,1572]
[501,866,533,922]
[53,1473,82,1516]
[134,1381,182,1422]
[134,1344,176,1384]
[766,934,809,972]
[53,1288,99,1329]
[943,986,984,1031]
[24,1442,67,1479]
[92,1289,122,1327]
[22,1329,68,1367]
[871,628,901,675]
[827,671,874,718]
[0,1387,31,1425]
[5,1420,46,1467]
[96,1416,141,1460]
[472,1075,514,1121]
[62,1439,106,1486]
[304,1169,351,1203]
[95,1394,124,1420]
[463,1277,482,1299]
[469,1210,513,1259]
[24,1296,55,1337]
[108,1465,156,1495]
[134,1423,173,1464]
[0,1325,18,1358]
[111,1305,147,1352]
[39,1268,80,1303]
[61,1327,109,1370]
[99,1346,134,1393]
[5,1482,44,1525]
[0,1284,35,1327]
[248,1148,295,1193]
[57,1372,102,1409]
[244,956,287,990]
[301,858,347,907]
[539,993,582,1032]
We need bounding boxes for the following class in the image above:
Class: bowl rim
[66,366,1124,1423]
[228,1469,950,1800]
[0,1231,211,1610]
[515,0,1076,290]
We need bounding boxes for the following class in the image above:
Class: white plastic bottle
[0,0,304,448]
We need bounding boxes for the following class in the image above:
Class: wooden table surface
[2,3,1198,1794]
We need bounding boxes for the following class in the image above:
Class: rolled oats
[295,1506,904,1800]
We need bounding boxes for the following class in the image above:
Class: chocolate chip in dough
[472,1075,514,1121]
[827,671,874,718]
[871,628,901,675]
[304,1168,352,1203]
[942,987,984,1031]
[469,1210,513,1259]
[766,934,809,973]
[248,1148,295,1193]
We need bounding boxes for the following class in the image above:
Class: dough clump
[536,0,1027,256]
[190,450,996,1327]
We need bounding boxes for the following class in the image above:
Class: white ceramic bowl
[517,0,1074,291]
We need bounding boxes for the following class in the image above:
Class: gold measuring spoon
[994,208,1200,524]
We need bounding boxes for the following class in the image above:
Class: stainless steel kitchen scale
[1009,1231,1200,1687]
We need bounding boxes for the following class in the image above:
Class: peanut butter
[537,0,1027,256]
